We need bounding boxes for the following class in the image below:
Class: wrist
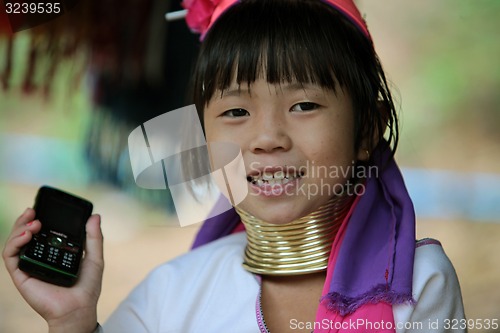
[47,309,98,333]
[48,321,98,333]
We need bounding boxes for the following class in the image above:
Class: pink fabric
[314,194,396,333]
[182,0,237,39]
[182,0,219,34]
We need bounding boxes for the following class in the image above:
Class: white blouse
[102,233,466,333]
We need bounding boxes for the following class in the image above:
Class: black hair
[191,0,398,160]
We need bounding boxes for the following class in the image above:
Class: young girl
[3,0,466,332]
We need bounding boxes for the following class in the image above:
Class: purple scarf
[192,143,416,315]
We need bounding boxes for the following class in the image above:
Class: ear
[356,100,389,161]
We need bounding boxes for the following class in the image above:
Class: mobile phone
[19,186,93,287]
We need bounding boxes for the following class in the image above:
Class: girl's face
[204,78,366,224]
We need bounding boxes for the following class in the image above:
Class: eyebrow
[221,87,249,98]
[280,83,322,93]
[220,82,321,97]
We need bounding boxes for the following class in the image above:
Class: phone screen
[37,195,87,238]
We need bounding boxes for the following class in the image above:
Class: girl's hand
[2,208,104,333]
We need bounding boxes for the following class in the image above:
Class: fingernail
[20,231,26,237]
[27,221,34,226]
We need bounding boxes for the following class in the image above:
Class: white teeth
[248,170,303,186]
[274,171,285,180]
[262,171,273,180]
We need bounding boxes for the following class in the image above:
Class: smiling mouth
[246,169,305,186]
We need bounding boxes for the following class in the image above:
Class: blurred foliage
[416,0,500,126]
[0,33,90,137]
[371,0,500,169]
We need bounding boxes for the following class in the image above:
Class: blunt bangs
[191,0,398,156]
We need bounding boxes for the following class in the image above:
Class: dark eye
[290,102,319,112]
[221,108,250,118]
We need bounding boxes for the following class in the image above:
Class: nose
[248,112,292,154]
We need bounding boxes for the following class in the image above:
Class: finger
[2,218,42,276]
[14,208,36,228]
[8,208,37,242]
[3,219,41,258]
[2,227,35,274]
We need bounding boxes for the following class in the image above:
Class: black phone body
[19,186,93,287]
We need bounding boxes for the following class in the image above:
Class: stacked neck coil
[236,193,355,275]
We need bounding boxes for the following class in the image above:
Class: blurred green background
[1,0,499,332]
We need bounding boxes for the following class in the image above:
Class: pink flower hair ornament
[165,0,371,42]
[181,0,236,39]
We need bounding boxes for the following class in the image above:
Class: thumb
[85,214,104,266]
[78,214,104,292]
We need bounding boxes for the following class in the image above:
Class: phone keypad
[62,253,76,268]
[25,233,81,272]
[32,243,45,258]
[47,247,60,263]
